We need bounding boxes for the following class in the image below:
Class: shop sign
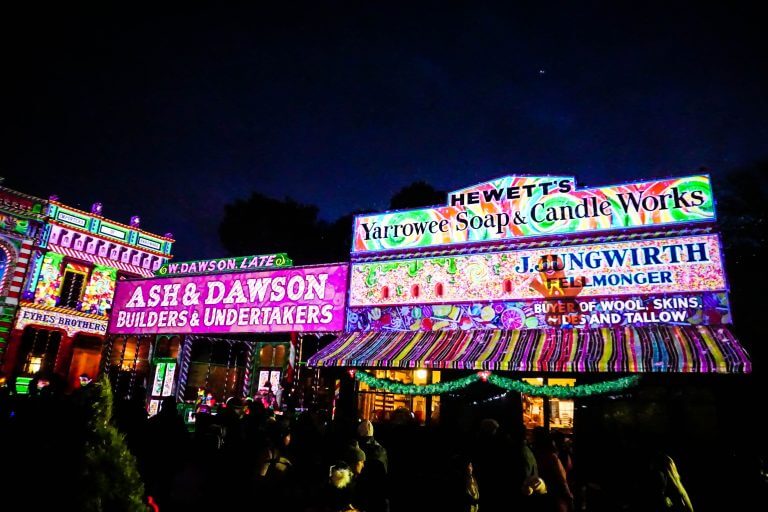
[155,253,292,277]
[98,222,128,240]
[56,209,88,228]
[137,236,163,251]
[16,304,108,337]
[352,174,714,253]
[347,292,731,331]
[109,263,348,334]
[350,234,726,306]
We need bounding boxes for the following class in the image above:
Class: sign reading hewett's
[108,263,348,334]
[352,175,714,253]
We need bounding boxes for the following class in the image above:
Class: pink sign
[108,264,348,334]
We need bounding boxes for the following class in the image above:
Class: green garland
[487,373,641,398]
[353,370,640,398]
[355,370,481,395]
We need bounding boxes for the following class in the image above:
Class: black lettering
[456,211,469,231]
[672,187,693,208]
[482,188,504,202]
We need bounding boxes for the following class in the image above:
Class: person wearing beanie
[324,461,361,512]
[357,419,374,438]
[342,441,367,476]
[356,421,391,512]
[357,420,388,474]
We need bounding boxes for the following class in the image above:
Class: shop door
[67,335,103,390]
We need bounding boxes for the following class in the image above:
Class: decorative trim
[354,369,641,397]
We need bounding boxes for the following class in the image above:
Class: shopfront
[107,255,348,418]
[308,173,751,430]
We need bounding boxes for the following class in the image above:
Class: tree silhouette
[218,181,444,264]
[389,181,445,210]
[219,193,329,265]
[713,161,767,372]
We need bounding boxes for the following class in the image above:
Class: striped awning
[48,244,154,277]
[307,326,751,374]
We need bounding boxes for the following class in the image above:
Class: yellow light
[415,369,428,381]
[28,357,42,374]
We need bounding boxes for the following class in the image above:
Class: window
[105,335,152,400]
[59,263,89,308]
[154,336,181,359]
[357,369,441,425]
[19,328,62,376]
[185,339,248,402]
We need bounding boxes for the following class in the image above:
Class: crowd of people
[2,380,766,511]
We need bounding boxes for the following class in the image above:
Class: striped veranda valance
[307,325,750,374]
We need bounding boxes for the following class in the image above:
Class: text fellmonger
[115,274,335,330]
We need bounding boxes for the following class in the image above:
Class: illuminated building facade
[2,198,173,391]
[0,185,47,384]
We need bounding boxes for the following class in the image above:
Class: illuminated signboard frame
[349,234,727,307]
[108,263,348,335]
[155,253,293,277]
[137,236,163,251]
[56,210,88,228]
[47,203,173,256]
[352,174,715,253]
[346,292,731,330]
[16,305,109,337]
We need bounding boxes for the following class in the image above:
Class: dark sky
[4,2,766,259]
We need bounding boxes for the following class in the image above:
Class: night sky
[4,2,766,259]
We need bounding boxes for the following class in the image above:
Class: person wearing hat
[321,444,367,512]
[342,441,367,476]
[356,422,391,512]
[357,419,389,474]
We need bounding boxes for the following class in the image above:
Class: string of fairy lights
[353,369,640,397]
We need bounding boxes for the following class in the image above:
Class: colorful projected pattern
[108,264,348,335]
[156,253,292,277]
[162,362,176,396]
[353,175,714,252]
[82,265,117,316]
[346,292,731,331]
[308,326,751,374]
[350,234,726,306]
[33,252,64,307]
[152,363,167,396]
[0,213,30,235]
[0,246,7,288]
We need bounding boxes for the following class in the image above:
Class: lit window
[26,356,43,374]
